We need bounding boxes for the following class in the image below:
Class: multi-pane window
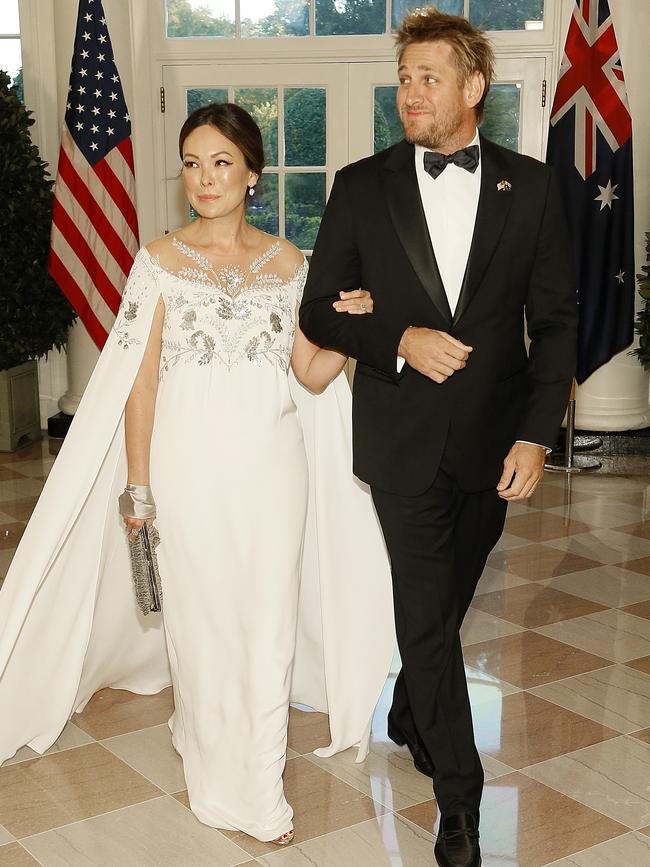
[0,0,22,100]
[186,86,327,249]
[165,0,545,38]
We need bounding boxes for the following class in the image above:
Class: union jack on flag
[547,0,634,384]
[48,0,139,350]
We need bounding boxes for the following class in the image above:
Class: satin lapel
[453,136,514,326]
[382,142,452,325]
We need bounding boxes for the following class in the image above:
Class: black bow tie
[423,145,480,179]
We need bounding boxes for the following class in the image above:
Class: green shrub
[0,69,76,371]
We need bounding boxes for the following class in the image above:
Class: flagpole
[545,380,601,473]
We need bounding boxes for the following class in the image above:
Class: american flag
[546,0,634,384]
[48,0,139,350]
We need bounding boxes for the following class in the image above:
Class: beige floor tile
[536,608,650,663]
[629,728,650,744]
[21,795,249,867]
[488,543,600,580]
[621,599,650,619]
[216,756,387,857]
[73,687,174,740]
[396,799,439,834]
[479,752,514,781]
[0,827,12,846]
[1,723,94,768]
[474,566,531,596]
[555,475,649,495]
[474,692,618,769]
[546,500,647,530]
[547,529,650,566]
[306,740,434,812]
[492,531,535,551]
[0,843,40,867]
[256,813,435,867]
[551,831,650,866]
[400,773,627,867]
[0,523,25,550]
[524,734,650,829]
[0,497,38,523]
[530,664,650,733]
[462,631,611,690]
[542,564,650,607]
[460,608,525,647]
[527,484,591,510]
[471,583,606,628]
[0,742,161,838]
[0,468,28,482]
[7,459,54,479]
[504,511,591,542]
[466,666,521,706]
[286,708,331,755]
[101,723,185,793]
[0,549,15,578]
[0,479,44,503]
[619,555,650,577]
[615,521,650,540]
[626,655,650,675]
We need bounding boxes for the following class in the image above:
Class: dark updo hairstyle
[178,102,265,178]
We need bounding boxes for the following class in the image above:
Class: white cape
[0,285,395,765]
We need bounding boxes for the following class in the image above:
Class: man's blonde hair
[395,6,495,122]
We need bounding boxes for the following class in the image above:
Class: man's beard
[401,109,464,152]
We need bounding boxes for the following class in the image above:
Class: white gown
[0,240,395,842]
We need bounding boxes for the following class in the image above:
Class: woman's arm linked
[121,296,165,538]
[291,289,373,394]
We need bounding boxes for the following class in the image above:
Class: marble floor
[0,438,649,866]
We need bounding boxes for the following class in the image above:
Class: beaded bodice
[153,238,307,378]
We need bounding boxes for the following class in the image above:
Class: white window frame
[148,0,563,61]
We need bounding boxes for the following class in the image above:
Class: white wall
[24,0,650,429]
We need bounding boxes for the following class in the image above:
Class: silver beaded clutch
[128,524,163,615]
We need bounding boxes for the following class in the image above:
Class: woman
[0,104,394,845]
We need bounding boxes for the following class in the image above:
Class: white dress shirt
[414,131,481,316]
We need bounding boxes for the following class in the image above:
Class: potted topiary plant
[0,69,76,451]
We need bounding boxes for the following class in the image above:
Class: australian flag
[546,0,634,384]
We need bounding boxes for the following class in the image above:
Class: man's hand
[398,327,472,384]
[497,442,545,501]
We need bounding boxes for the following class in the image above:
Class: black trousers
[371,457,508,817]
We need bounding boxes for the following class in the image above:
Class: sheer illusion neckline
[144,237,307,302]
[171,236,283,278]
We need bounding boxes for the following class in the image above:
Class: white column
[57,322,99,416]
[573,0,650,430]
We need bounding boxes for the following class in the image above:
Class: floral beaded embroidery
[112,250,158,349]
[155,238,307,377]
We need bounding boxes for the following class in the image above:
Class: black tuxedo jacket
[299,136,578,495]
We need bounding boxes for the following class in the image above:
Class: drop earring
[248,186,255,197]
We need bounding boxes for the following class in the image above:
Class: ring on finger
[360,302,367,312]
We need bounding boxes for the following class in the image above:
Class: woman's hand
[332,289,373,315]
[123,516,146,541]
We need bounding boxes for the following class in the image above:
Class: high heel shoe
[272,829,294,846]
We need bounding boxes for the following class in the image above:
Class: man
[299,8,577,867]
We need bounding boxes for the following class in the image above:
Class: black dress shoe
[387,726,434,778]
[434,812,481,867]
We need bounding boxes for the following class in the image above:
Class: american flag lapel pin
[497,179,512,192]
